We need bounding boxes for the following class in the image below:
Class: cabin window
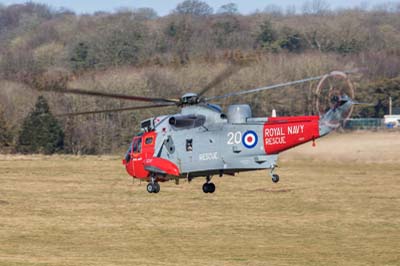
[133,138,142,153]
[125,143,132,162]
[186,139,193,152]
[145,137,153,145]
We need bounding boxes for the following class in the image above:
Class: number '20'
[227,131,242,145]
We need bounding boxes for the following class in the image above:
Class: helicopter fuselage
[123,103,323,182]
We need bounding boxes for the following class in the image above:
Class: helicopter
[43,66,358,194]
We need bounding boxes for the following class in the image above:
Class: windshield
[132,138,142,153]
[125,143,132,162]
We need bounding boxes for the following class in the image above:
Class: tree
[263,4,283,16]
[217,3,239,15]
[278,27,304,52]
[255,19,278,50]
[174,0,213,16]
[212,16,241,48]
[286,5,297,15]
[69,18,148,70]
[0,2,52,30]
[133,7,158,20]
[302,0,330,15]
[0,108,12,151]
[70,41,93,71]
[164,17,194,64]
[17,96,64,154]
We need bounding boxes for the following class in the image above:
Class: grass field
[0,131,399,266]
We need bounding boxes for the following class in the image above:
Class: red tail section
[263,116,320,154]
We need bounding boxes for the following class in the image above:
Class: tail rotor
[315,71,356,135]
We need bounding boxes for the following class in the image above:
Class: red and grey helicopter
[48,67,358,194]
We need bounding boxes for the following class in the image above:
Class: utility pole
[389,96,392,115]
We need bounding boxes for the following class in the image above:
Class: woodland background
[0,0,399,154]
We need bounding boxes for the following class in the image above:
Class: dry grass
[0,131,399,266]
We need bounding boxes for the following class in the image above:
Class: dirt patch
[253,188,292,193]
[0,200,10,205]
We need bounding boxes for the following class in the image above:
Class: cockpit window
[125,143,132,162]
[132,138,142,153]
[145,137,153,145]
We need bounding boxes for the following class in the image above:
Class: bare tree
[217,3,239,15]
[263,4,283,16]
[302,0,330,15]
[173,0,213,16]
[133,7,158,20]
[372,2,400,13]
[286,5,297,15]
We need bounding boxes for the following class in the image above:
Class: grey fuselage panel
[153,105,278,178]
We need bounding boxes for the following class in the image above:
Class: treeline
[0,1,400,154]
[1,1,400,78]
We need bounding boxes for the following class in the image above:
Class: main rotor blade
[40,87,180,104]
[205,70,357,101]
[55,103,175,117]
[198,64,242,97]
[206,76,325,101]
[351,101,375,106]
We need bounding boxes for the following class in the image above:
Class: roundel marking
[242,130,258,148]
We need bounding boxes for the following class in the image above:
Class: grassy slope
[0,132,399,266]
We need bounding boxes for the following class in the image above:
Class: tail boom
[263,95,355,155]
[263,116,320,154]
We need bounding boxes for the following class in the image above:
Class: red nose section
[123,131,180,179]
[263,116,320,154]
[123,159,135,177]
[144,157,180,177]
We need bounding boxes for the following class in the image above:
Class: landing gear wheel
[208,183,215,193]
[153,182,160,193]
[272,174,280,183]
[147,183,155,193]
[202,183,216,193]
[202,183,209,193]
[147,182,160,193]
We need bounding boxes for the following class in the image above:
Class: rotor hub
[180,93,200,105]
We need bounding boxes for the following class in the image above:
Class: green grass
[0,132,399,266]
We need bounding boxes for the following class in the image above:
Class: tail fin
[319,94,354,136]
